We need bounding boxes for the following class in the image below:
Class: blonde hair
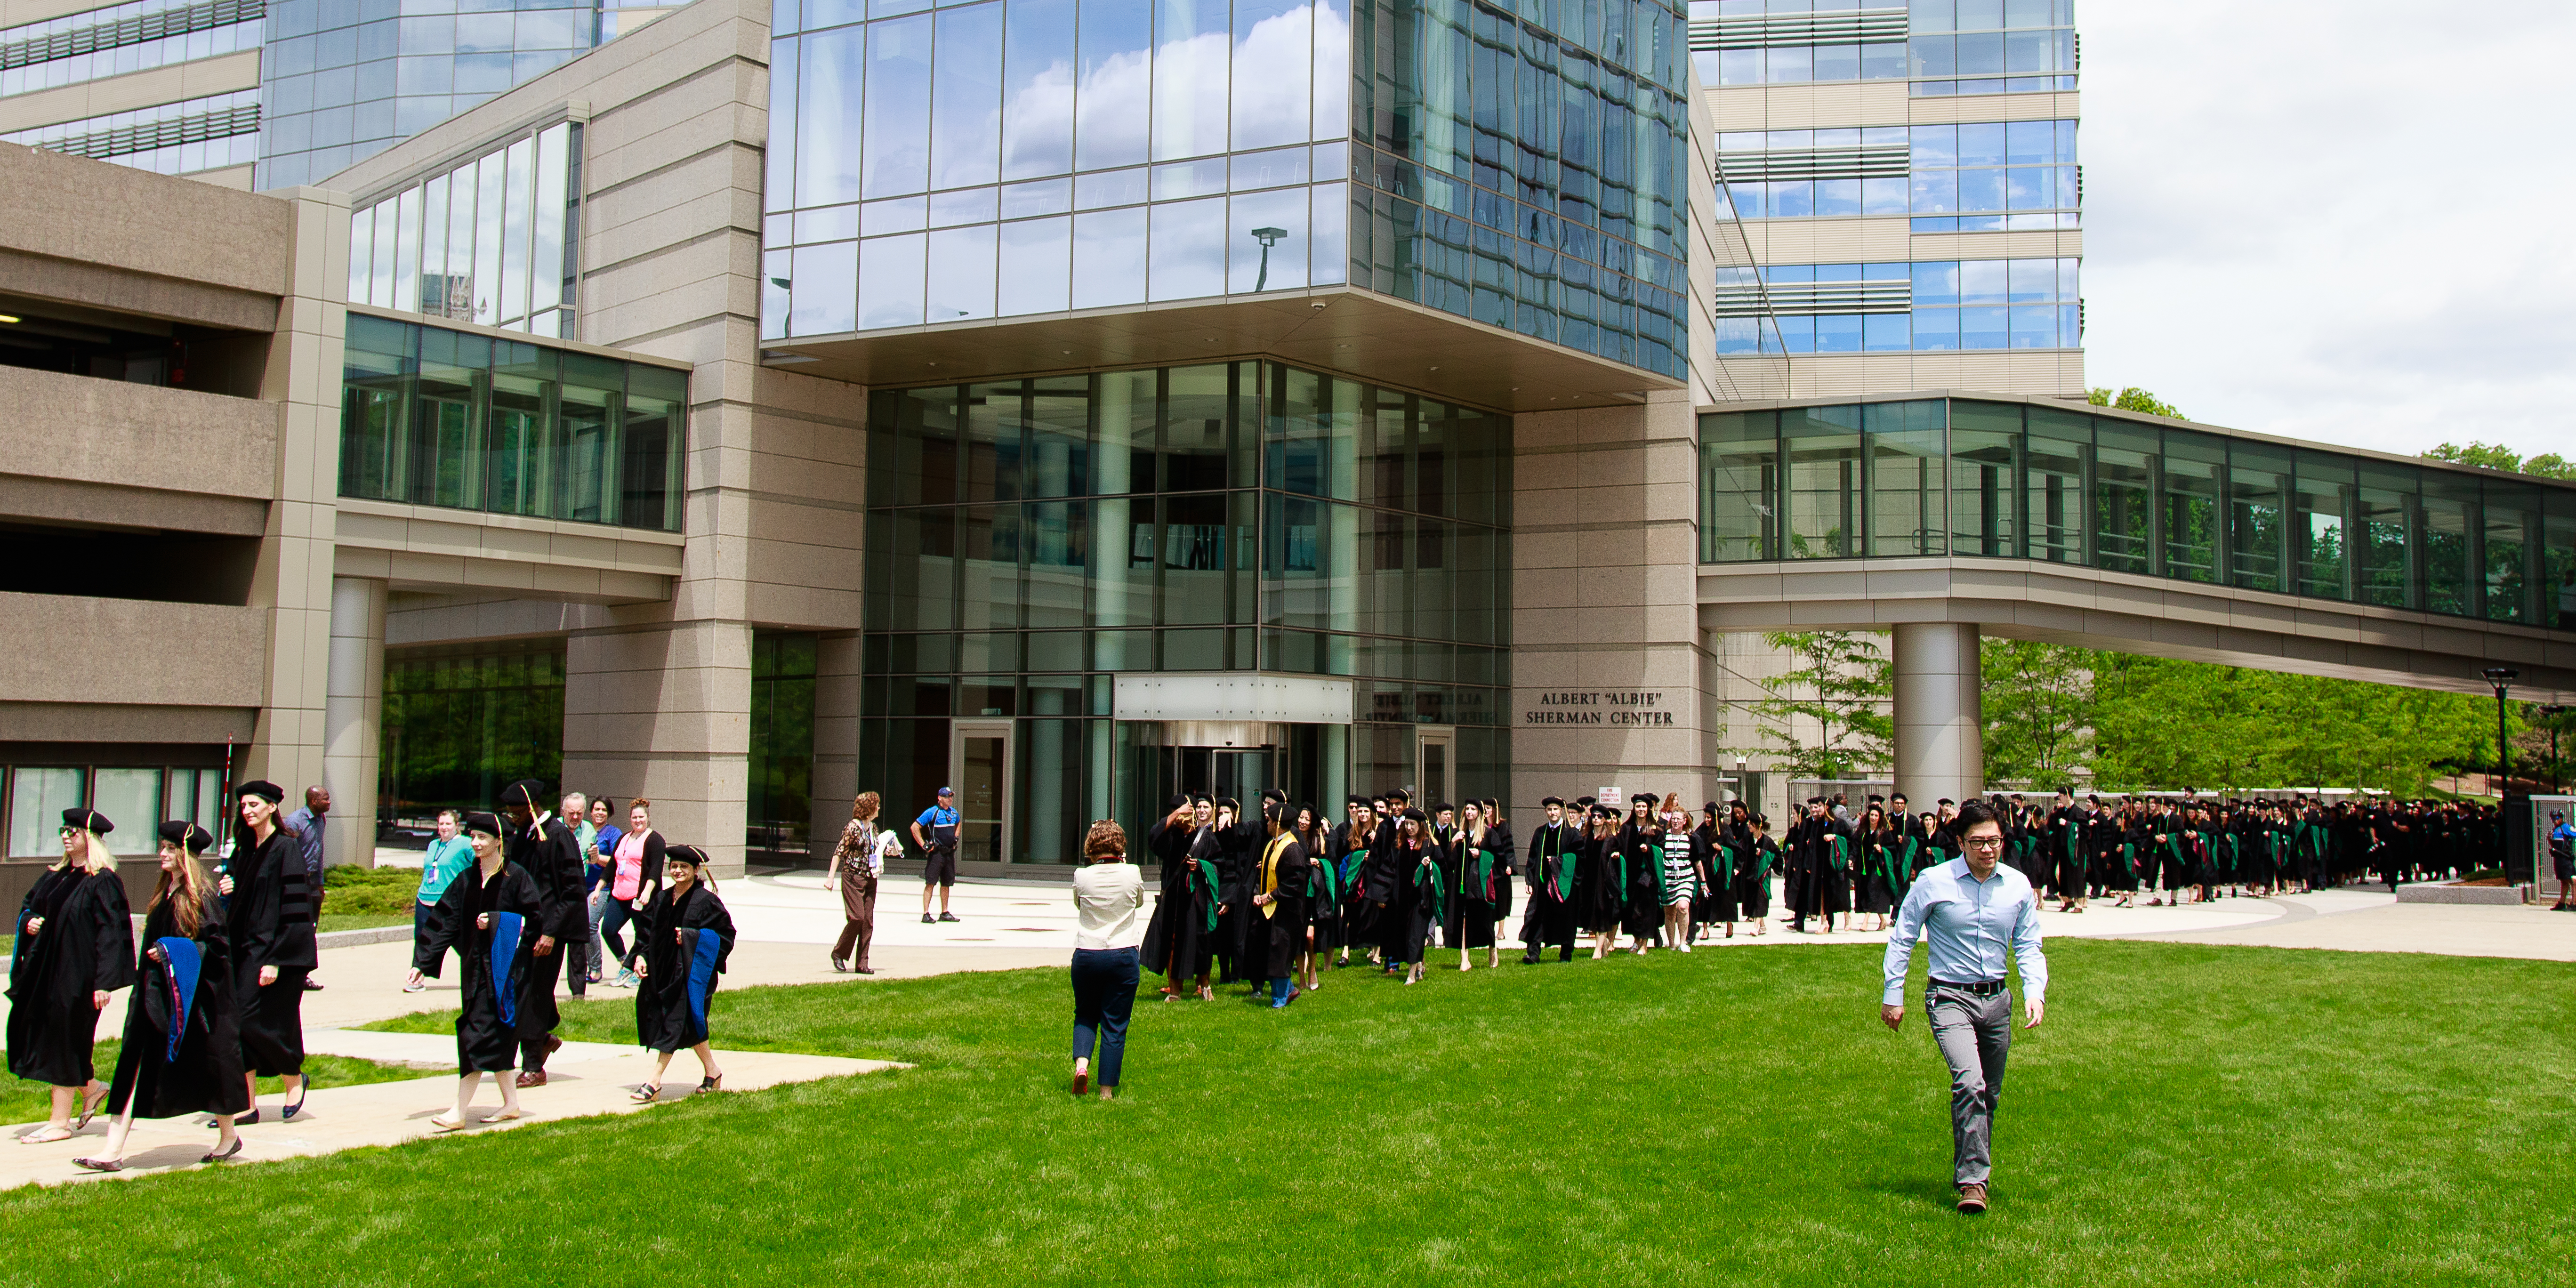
[78,830,116,874]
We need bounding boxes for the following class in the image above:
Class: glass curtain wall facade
[862,359,1511,864]
[1347,0,1691,378]
[340,313,688,531]
[257,0,603,188]
[762,0,1353,338]
[1700,399,2576,630]
[346,119,583,335]
[0,0,266,178]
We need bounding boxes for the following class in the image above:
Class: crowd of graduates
[7,779,739,1172]
[1132,784,2518,1006]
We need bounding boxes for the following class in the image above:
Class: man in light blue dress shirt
[1881,797,2047,1215]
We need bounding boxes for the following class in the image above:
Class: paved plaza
[2,869,2563,1191]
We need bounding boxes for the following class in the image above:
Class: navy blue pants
[1070,947,1138,1088]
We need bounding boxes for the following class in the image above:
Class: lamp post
[1249,226,1287,292]
[2483,667,2519,798]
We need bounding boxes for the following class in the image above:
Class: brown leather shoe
[1956,1182,1988,1214]
[545,1034,564,1055]
[515,1070,548,1089]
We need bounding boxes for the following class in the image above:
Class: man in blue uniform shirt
[911,787,962,925]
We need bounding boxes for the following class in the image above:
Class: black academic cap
[1345,795,1368,807]
[158,820,215,853]
[237,780,285,805]
[1401,807,1426,822]
[1165,794,1188,811]
[499,780,548,809]
[1575,796,1596,807]
[665,844,708,866]
[1540,795,1564,808]
[62,807,113,836]
[462,811,504,837]
[1703,802,1720,814]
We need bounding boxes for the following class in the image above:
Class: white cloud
[2078,0,2576,459]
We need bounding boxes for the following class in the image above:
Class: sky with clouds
[2077,0,2576,460]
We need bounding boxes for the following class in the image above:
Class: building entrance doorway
[1415,726,1454,809]
[1155,746,1276,808]
[950,719,1011,864]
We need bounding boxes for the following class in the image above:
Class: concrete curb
[2393,883,2530,906]
[319,924,417,948]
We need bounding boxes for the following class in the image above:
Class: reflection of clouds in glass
[1310,0,1348,141]
[1071,207,1147,308]
[859,232,927,328]
[1075,46,1150,170]
[1001,60,1073,179]
[998,215,1071,314]
[1230,0,1309,154]
[789,241,855,336]
[1152,28,1228,161]
[1149,195,1226,301]
[927,224,998,320]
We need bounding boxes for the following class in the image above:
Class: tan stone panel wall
[1907,90,2079,126]
[1508,393,1716,816]
[0,48,259,132]
[188,163,255,190]
[1705,80,1909,131]
[1744,217,1911,264]
[3,701,257,744]
[0,364,279,500]
[1908,228,2082,261]
[0,590,267,707]
[0,142,289,298]
[1785,352,2085,400]
[560,620,754,873]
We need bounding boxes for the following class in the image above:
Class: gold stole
[1260,831,1294,920]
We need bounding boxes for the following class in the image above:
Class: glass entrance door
[1154,747,1276,807]
[951,721,1011,864]
[1415,727,1453,809]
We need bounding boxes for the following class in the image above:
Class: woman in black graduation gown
[8,808,135,1144]
[1392,810,1439,985]
[1292,803,1334,991]
[1618,797,1665,954]
[1737,813,1776,934]
[76,822,249,1171]
[1853,803,1896,930]
[1576,805,1623,959]
[409,811,539,1130]
[631,845,735,1099]
[1699,802,1740,940]
[1446,803,1503,972]
[1142,797,1216,1001]
[1480,800,1514,958]
[222,780,314,1122]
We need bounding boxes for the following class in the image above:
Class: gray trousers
[1925,983,2012,1186]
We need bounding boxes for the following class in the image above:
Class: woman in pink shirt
[601,799,665,988]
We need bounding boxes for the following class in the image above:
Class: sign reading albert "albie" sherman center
[1521,691,1677,727]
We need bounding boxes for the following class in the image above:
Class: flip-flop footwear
[70,1156,122,1172]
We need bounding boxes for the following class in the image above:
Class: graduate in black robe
[78,822,250,1171]
[499,779,585,1085]
[1250,803,1307,1007]
[1479,799,1515,943]
[222,780,314,1122]
[1738,815,1779,932]
[632,845,736,1098]
[1391,810,1439,984]
[1700,803,1743,938]
[1142,797,1215,998]
[409,812,540,1129]
[1322,798,1376,970]
[8,808,134,1143]
[1447,805,1504,971]
[1576,804,1623,957]
[1616,797,1665,951]
[1518,798,1581,963]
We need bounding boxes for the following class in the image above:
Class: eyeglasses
[1962,835,2005,851]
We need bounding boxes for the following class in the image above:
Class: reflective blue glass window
[930,2,1004,190]
[1959,305,2007,349]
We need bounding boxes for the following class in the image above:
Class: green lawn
[0,1041,429,1127]
[2,941,2571,1286]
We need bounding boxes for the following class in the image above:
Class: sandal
[428,1112,473,1132]
[829,958,848,974]
[201,1137,245,1164]
[73,1083,106,1130]
[630,1084,661,1103]
[1071,1066,1089,1097]
[17,1126,72,1145]
[485,1109,523,1122]
[70,1156,122,1172]
[693,1074,723,1095]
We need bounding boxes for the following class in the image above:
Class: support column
[322,575,387,868]
[562,620,753,879]
[1893,621,1982,807]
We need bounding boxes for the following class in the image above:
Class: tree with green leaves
[2086,653,2497,797]
[1980,638,2095,792]
[1739,630,1891,780]
[2423,440,2575,480]
[2085,386,2186,420]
